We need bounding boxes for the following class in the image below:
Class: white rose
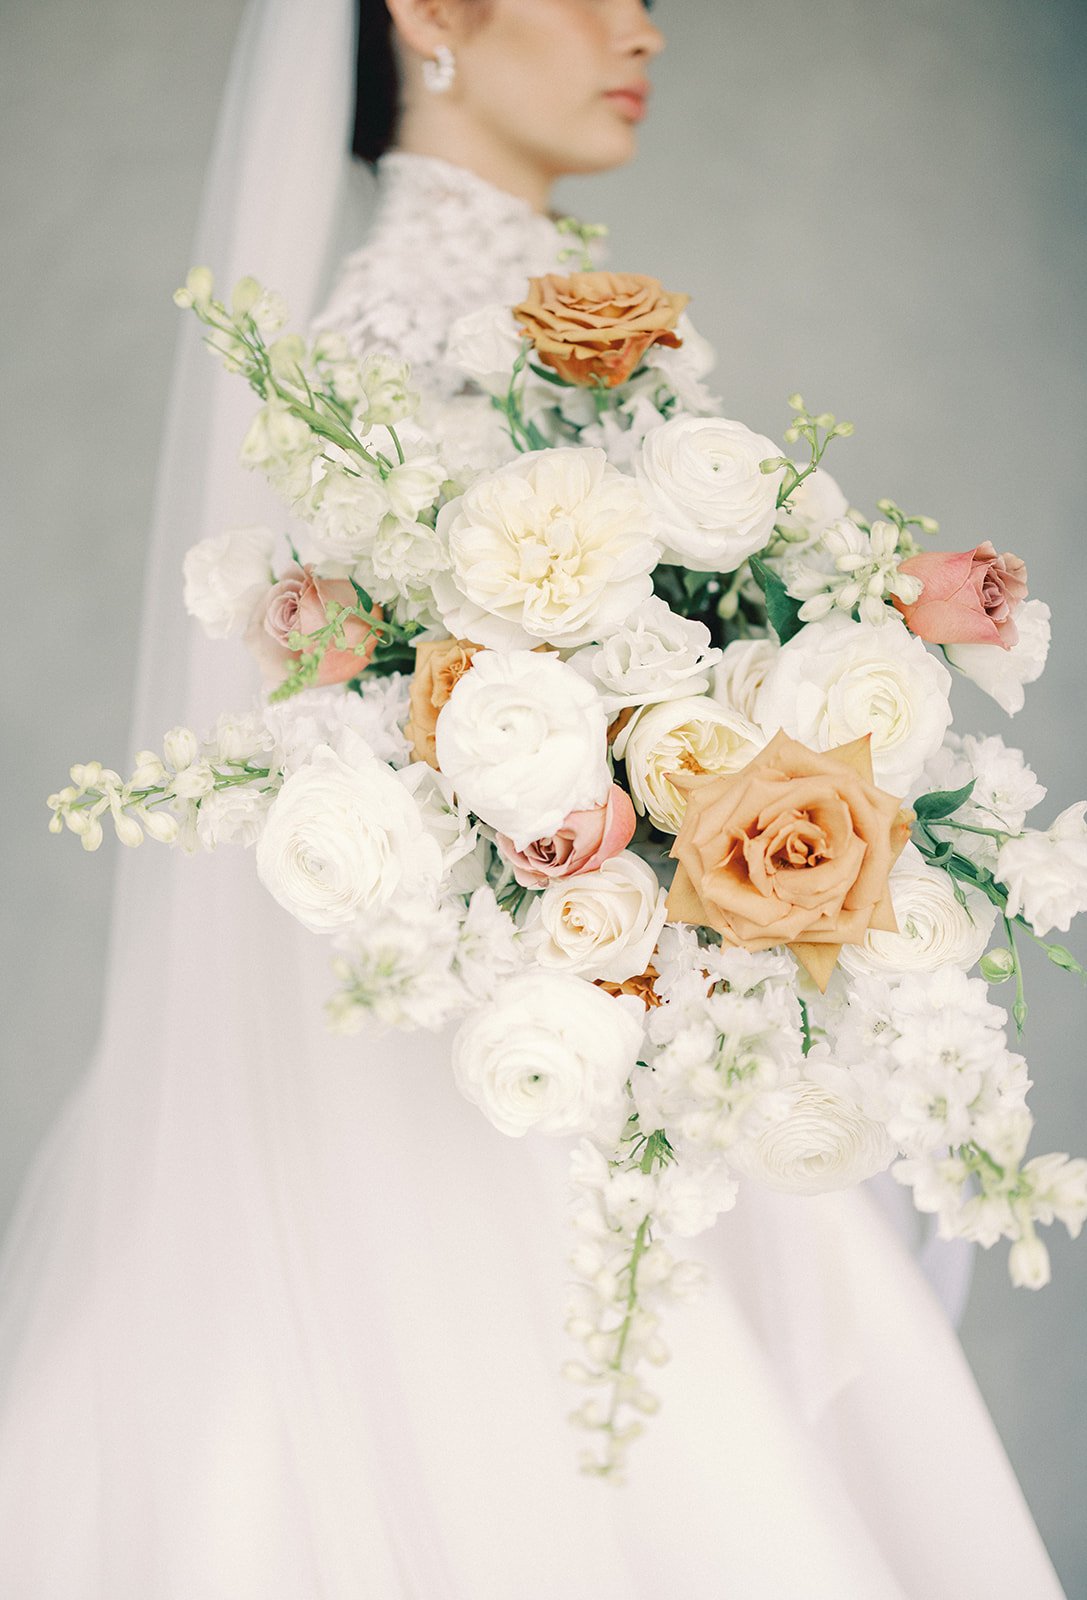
[431,447,659,650]
[729,1077,897,1195]
[711,637,778,722]
[567,596,721,714]
[521,851,667,982]
[754,614,952,796]
[445,303,526,395]
[946,599,1051,716]
[435,649,610,849]
[613,694,762,834]
[182,526,276,639]
[195,785,273,849]
[452,973,643,1140]
[839,843,997,977]
[255,731,441,933]
[308,467,390,564]
[636,415,784,573]
[996,801,1087,936]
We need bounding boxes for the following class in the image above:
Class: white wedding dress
[0,139,1068,1600]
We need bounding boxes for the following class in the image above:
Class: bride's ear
[384,0,459,61]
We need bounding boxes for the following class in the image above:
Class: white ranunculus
[182,526,276,639]
[729,1077,897,1195]
[451,973,643,1140]
[996,802,1087,937]
[431,447,659,650]
[839,842,996,977]
[521,851,667,982]
[711,637,778,722]
[946,599,1052,716]
[445,303,526,395]
[435,649,610,849]
[567,596,721,714]
[613,694,762,834]
[754,614,952,797]
[308,467,390,564]
[255,731,440,933]
[635,415,784,573]
[195,785,273,849]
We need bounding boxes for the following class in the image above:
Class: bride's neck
[391,110,556,215]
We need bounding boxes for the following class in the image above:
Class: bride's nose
[619,1,666,60]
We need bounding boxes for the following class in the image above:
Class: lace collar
[371,150,565,261]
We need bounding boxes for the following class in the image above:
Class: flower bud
[268,334,308,378]
[1008,1232,1050,1290]
[80,816,104,852]
[70,761,102,790]
[112,809,144,849]
[979,948,1016,983]
[184,266,214,309]
[163,727,199,772]
[139,809,179,846]
[231,275,262,317]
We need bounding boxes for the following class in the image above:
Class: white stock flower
[195,785,274,849]
[364,518,446,601]
[308,467,390,564]
[754,614,952,796]
[435,649,610,849]
[612,694,762,834]
[775,466,850,541]
[839,843,996,977]
[395,760,482,887]
[922,733,1046,868]
[640,313,720,414]
[210,708,274,765]
[521,852,667,982]
[263,679,411,774]
[997,802,1087,936]
[452,974,643,1140]
[653,1151,738,1237]
[431,447,658,649]
[445,303,526,395]
[453,887,524,1001]
[567,597,721,714]
[255,731,440,933]
[729,1074,897,1195]
[239,400,318,501]
[784,518,921,627]
[946,599,1051,716]
[329,898,465,1033]
[711,637,777,723]
[182,526,276,639]
[636,415,784,573]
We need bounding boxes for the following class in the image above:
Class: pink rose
[245,562,380,688]
[893,541,1027,649]
[497,785,636,889]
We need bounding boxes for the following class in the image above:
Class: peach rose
[496,785,637,889]
[666,730,911,990]
[405,637,484,769]
[513,271,689,389]
[596,962,663,1010]
[893,541,1028,649]
[245,563,380,689]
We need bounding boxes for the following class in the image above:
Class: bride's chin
[557,120,640,177]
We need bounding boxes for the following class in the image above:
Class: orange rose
[596,962,663,1010]
[513,271,689,389]
[405,637,484,768]
[666,730,912,990]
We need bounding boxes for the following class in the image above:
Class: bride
[0,0,1069,1595]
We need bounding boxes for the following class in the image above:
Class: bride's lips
[602,84,650,123]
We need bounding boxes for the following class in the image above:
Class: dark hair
[352,0,400,164]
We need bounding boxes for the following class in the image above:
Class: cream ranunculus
[255,731,441,933]
[430,447,659,650]
[729,1076,897,1195]
[839,842,997,977]
[711,637,778,722]
[451,973,644,1140]
[182,525,276,639]
[612,694,762,834]
[754,614,952,797]
[521,851,667,982]
[567,596,721,715]
[434,649,611,849]
[635,415,784,573]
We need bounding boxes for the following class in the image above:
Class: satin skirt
[0,849,1065,1599]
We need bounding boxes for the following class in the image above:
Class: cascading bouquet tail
[51,244,1087,1479]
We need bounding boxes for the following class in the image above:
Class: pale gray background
[2,0,1086,1589]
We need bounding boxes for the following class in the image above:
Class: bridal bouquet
[51,250,1087,1477]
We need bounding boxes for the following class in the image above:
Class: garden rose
[452,973,644,1140]
[435,649,610,849]
[568,597,720,715]
[512,271,688,388]
[405,637,484,768]
[612,695,762,834]
[521,851,667,982]
[636,415,784,572]
[431,447,658,650]
[244,562,380,689]
[666,729,911,989]
[496,785,636,889]
[894,541,1028,648]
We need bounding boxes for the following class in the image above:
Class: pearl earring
[422,44,456,94]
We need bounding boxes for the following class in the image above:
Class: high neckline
[376,150,555,222]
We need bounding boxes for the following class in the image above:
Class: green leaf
[748,554,804,644]
[912,781,976,821]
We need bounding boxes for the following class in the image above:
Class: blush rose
[496,785,636,890]
[893,540,1028,648]
[245,562,380,689]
